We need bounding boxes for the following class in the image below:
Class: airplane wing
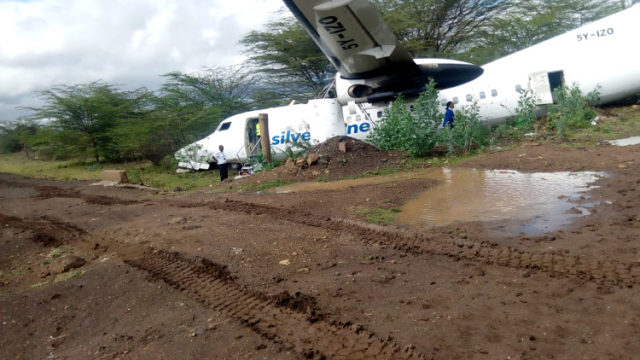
[283,0,419,79]
[284,0,483,100]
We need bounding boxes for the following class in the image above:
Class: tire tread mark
[126,249,425,360]
[191,199,637,286]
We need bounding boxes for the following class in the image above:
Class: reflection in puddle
[397,168,606,234]
[606,136,640,146]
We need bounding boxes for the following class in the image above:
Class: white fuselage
[178,4,640,167]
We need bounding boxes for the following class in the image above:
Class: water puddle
[397,168,606,234]
[606,136,640,146]
[269,168,438,193]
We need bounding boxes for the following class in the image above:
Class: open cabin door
[529,70,565,105]
[244,117,261,158]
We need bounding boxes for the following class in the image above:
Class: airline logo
[271,130,311,145]
[347,122,371,135]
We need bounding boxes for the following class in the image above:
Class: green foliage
[157,66,256,143]
[245,179,293,191]
[491,89,541,143]
[353,206,397,224]
[443,101,490,155]
[548,83,600,137]
[512,90,539,128]
[465,0,624,64]
[373,0,509,58]
[368,81,488,157]
[249,152,280,173]
[240,17,333,100]
[21,81,151,163]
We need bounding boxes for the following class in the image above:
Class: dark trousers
[219,163,228,181]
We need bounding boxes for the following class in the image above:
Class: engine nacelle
[335,58,483,105]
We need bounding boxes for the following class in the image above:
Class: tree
[373,0,511,58]
[22,81,151,163]
[157,66,256,144]
[464,0,625,64]
[240,17,333,101]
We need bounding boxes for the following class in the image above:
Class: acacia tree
[240,17,333,101]
[373,0,512,57]
[465,0,625,64]
[156,65,257,144]
[23,81,150,163]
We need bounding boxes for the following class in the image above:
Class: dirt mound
[235,136,405,186]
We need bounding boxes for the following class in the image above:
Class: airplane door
[245,117,261,157]
[529,71,554,105]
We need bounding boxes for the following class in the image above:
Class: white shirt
[214,151,226,165]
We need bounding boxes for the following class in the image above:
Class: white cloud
[0,0,285,122]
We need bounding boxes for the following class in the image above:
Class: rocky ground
[1,136,639,359]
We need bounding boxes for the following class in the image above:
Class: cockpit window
[218,122,231,131]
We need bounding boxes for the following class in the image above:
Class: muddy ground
[1,140,639,359]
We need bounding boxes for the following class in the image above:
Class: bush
[368,80,442,157]
[368,80,488,157]
[548,83,600,137]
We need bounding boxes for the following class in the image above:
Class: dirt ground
[1,138,639,359]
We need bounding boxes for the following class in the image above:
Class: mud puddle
[606,136,640,146]
[397,168,606,234]
[269,168,437,193]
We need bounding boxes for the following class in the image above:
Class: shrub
[368,80,488,157]
[548,83,600,137]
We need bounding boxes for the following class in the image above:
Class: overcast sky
[0,0,286,123]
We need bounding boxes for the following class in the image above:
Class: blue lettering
[346,123,371,135]
[270,131,312,145]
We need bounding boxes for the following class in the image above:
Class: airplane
[176,0,640,170]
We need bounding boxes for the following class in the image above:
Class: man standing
[442,101,455,129]
[214,145,228,182]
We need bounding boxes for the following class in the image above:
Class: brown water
[397,168,605,234]
[270,167,605,235]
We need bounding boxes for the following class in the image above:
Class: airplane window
[466,94,472,102]
[479,91,486,99]
[452,97,459,104]
[515,84,523,93]
[218,122,231,131]
[356,115,362,122]
[491,89,498,97]
[377,111,383,118]
[440,100,447,106]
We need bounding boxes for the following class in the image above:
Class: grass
[352,206,400,224]
[243,179,292,191]
[0,153,224,191]
[54,269,85,283]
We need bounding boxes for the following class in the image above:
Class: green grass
[54,269,85,283]
[352,206,399,224]
[0,153,224,191]
[243,179,292,191]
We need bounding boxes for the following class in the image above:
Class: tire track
[182,199,640,287]
[0,213,86,246]
[126,249,425,360]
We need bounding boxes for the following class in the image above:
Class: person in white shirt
[214,145,228,181]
